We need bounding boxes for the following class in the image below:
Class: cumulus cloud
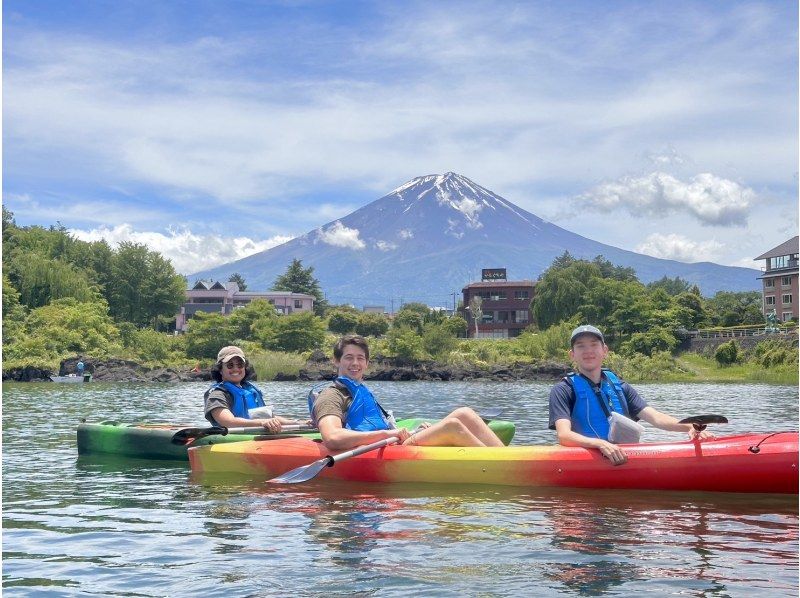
[70,224,292,274]
[635,233,725,263]
[317,221,365,250]
[375,240,397,251]
[398,229,414,239]
[578,172,754,226]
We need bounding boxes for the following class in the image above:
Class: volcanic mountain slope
[191,172,759,306]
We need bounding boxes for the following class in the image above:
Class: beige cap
[217,346,246,364]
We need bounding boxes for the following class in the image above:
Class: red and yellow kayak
[188,431,798,494]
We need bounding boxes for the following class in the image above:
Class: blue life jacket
[209,381,266,422]
[307,376,394,431]
[568,370,629,440]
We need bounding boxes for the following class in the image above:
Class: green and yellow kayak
[76,418,516,460]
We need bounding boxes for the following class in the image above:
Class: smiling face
[335,343,369,382]
[569,334,609,377]
[220,357,246,385]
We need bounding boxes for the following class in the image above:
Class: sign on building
[482,268,507,281]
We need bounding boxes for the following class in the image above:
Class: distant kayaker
[549,325,713,466]
[310,334,504,450]
[204,346,308,432]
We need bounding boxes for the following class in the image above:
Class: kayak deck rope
[748,431,793,454]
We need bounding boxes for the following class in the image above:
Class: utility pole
[450,292,457,314]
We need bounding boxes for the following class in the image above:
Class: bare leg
[403,417,485,447]
[447,407,504,447]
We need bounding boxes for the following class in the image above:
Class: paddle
[170,424,316,446]
[678,414,728,432]
[267,436,400,484]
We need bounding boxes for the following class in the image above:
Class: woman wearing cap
[204,346,306,433]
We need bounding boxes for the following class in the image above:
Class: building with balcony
[754,236,798,322]
[174,280,315,332]
[461,269,536,338]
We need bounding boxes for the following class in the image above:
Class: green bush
[748,339,799,368]
[355,312,389,337]
[328,309,359,334]
[515,321,573,361]
[621,328,678,357]
[422,322,458,360]
[386,326,425,359]
[258,312,326,352]
[714,340,739,366]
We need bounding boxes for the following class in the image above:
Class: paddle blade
[478,408,503,421]
[679,415,728,426]
[170,426,227,446]
[267,456,333,484]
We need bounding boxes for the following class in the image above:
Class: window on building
[294,299,303,308]
[782,276,792,286]
[772,255,789,268]
[765,296,776,306]
[481,312,494,323]
[514,290,529,299]
[516,310,529,323]
[764,279,775,288]
[783,312,793,322]
[782,294,792,305]
[496,311,509,323]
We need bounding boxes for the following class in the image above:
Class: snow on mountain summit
[191,172,760,304]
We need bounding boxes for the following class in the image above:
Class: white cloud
[398,229,414,239]
[317,221,365,250]
[577,172,754,226]
[439,193,483,229]
[635,233,725,263]
[69,224,292,274]
[375,240,397,251]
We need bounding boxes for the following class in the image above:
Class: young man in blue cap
[549,325,712,465]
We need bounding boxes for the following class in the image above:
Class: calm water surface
[3,381,798,596]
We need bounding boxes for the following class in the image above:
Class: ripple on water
[2,380,798,596]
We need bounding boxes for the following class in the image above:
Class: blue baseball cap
[570,325,605,346]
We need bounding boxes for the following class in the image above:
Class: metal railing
[689,323,798,339]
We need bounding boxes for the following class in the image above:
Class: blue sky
[4,0,797,275]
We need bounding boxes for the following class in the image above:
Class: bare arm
[318,415,409,451]
[554,419,628,465]
[637,407,713,439]
[210,407,283,433]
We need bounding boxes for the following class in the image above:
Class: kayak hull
[188,432,799,494]
[76,418,516,460]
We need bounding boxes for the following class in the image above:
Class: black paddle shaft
[678,414,728,432]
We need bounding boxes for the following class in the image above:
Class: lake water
[3,380,798,596]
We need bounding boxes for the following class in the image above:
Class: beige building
[175,280,315,332]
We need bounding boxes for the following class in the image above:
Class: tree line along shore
[3,208,797,386]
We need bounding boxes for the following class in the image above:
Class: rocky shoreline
[3,353,570,383]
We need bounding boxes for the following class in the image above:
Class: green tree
[4,298,121,364]
[591,255,638,281]
[184,312,237,359]
[258,312,326,352]
[108,242,185,328]
[228,299,277,339]
[228,272,248,291]
[392,308,425,334]
[355,312,390,337]
[647,276,692,296]
[532,261,602,329]
[328,309,360,334]
[706,291,763,327]
[674,291,707,329]
[7,252,100,309]
[272,258,327,314]
[2,274,26,344]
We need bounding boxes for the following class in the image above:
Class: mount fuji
[191,172,759,307]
